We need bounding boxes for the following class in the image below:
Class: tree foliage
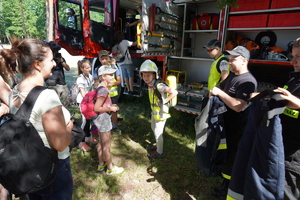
[0,0,46,42]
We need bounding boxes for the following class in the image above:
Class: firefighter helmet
[139,59,159,79]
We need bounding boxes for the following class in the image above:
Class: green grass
[66,67,222,200]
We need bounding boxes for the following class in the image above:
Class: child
[76,59,98,151]
[94,65,124,175]
[97,50,122,133]
[139,60,178,158]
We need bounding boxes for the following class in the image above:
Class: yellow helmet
[139,59,159,79]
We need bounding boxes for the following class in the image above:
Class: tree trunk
[46,0,54,41]
[19,0,27,38]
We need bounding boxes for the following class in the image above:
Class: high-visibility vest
[109,77,118,97]
[148,85,170,121]
[208,55,228,90]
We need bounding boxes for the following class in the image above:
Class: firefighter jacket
[280,71,300,175]
[227,91,286,200]
[195,95,227,177]
[148,84,170,121]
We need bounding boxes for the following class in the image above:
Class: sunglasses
[207,48,216,52]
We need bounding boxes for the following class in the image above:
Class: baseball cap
[98,65,116,76]
[223,46,250,61]
[98,50,109,58]
[203,39,221,49]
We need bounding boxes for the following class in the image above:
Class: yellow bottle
[166,75,177,107]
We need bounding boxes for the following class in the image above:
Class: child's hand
[110,58,116,64]
[157,99,166,104]
[110,104,119,112]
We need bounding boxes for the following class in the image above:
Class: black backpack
[0,86,59,196]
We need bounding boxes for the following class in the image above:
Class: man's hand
[210,87,222,96]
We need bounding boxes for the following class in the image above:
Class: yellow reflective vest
[148,84,170,121]
[208,55,228,90]
[109,77,118,97]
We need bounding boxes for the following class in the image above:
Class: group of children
[74,51,178,175]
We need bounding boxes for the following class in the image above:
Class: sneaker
[112,126,122,133]
[85,136,98,144]
[147,151,164,158]
[106,166,124,175]
[78,142,91,151]
[97,162,107,172]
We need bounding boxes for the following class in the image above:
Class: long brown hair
[0,48,18,84]
[77,59,91,76]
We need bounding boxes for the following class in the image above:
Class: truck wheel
[257,82,277,93]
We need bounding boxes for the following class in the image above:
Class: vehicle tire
[257,82,277,93]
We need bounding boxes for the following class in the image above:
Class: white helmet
[139,59,159,79]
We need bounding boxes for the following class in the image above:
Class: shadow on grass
[118,92,222,200]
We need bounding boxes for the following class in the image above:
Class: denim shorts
[120,63,134,78]
[28,157,73,200]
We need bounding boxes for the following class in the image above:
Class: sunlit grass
[65,67,222,200]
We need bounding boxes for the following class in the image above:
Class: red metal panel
[230,0,271,12]
[270,0,300,9]
[268,13,300,27]
[228,15,268,28]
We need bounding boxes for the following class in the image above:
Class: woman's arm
[42,105,72,152]
[0,76,11,116]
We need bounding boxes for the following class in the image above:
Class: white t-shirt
[76,73,94,103]
[9,88,70,159]
[118,39,133,65]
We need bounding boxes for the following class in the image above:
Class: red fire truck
[54,0,300,115]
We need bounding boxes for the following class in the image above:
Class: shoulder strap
[16,86,47,119]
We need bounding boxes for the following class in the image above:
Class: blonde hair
[77,59,91,75]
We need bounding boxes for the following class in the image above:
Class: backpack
[80,86,106,120]
[111,44,128,62]
[69,82,79,105]
[0,86,59,196]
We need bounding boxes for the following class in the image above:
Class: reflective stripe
[222,172,231,180]
[283,107,299,119]
[227,188,244,200]
[218,143,227,150]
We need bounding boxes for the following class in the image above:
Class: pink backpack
[80,86,106,119]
